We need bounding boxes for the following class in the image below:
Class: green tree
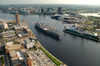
[5,39,8,42]
[0,50,2,54]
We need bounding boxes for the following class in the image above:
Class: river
[79,13,100,17]
[0,12,100,66]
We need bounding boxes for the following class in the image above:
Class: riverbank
[63,28,100,42]
[28,25,67,66]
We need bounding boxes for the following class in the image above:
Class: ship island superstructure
[35,22,60,38]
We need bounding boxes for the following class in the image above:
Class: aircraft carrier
[35,22,60,38]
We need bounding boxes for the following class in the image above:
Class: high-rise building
[58,7,61,14]
[15,14,20,24]
[41,9,43,12]
[43,7,47,12]
[0,23,9,29]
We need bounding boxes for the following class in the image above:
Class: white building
[24,38,35,49]
[16,51,24,60]
[13,25,22,30]
[23,8,26,12]
[95,29,100,31]
[8,7,12,10]
[43,7,47,12]
[5,41,13,45]
[2,30,15,38]
[39,8,41,12]
[23,11,30,13]
[0,23,9,29]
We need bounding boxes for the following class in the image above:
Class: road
[0,38,8,66]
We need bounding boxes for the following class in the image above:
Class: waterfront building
[22,51,32,66]
[15,14,20,24]
[53,9,57,13]
[62,11,65,14]
[2,31,15,38]
[24,38,35,49]
[0,23,9,29]
[22,11,30,13]
[8,7,12,10]
[10,11,18,14]
[5,43,32,66]
[23,27,31,35]
[39,8,41,12]
[18,10,22,13]
[20,20,27,27]
[23,8,26,12]
[58,7,61,14]
[95,29,100,31]
[43,7,47,13]
[9,50,22,66]
[13,25,22,30]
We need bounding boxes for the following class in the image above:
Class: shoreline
[63,28,100,42]
[28,25,68,66]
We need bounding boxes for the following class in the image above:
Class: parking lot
[27,50,56,66]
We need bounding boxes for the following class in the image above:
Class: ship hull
[51,16,60,19]
[64,29,99,41]
[35,25,59,38]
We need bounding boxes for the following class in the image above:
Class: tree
[15,31,18,36]
[14,41,20,44]
[5,39,7,42]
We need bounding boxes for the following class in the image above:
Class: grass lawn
[29,48,34,51]
[35,41,39,44]
[40,47,62,66]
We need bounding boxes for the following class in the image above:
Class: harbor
[63,25,100,42]
[28,26,67,66]
[1,12,100,66]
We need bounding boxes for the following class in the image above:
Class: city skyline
[0,0,100,5]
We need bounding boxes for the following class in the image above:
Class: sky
[0,0,100,5]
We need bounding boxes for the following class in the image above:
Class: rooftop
[2,30,15,38]
[20,20,27,27]
[9,50,17,58]
[24,38,34,44]
[16,51,24,60]
[14,25,22,30]
[5,41,13,45]
[5,44,21,51]
[27,50,57,66]
[24,38,31,43]
[11,56,21,66]
[1,23,8,25]
[21,49,26,53]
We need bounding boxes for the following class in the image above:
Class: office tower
[43,7,47,12]
[58,7,61,14]
[15,14,20,24]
